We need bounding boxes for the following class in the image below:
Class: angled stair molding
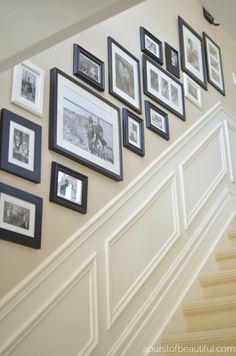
[1,102,236,356]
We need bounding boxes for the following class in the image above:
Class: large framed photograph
[49,67,123,181]
[140,27,163,65]
[178,16,207,90]
[11,60,45,117]
[50,162,88,213]
[145,100,169,140]
[122,108,145,157]
[143,55,185,120]
[203,33,225,96]
[165,42,180,79]
[0,183,43,249]
[73,44,105,92]
[183,73,202,109]
[108,37,142,113]
[0,109,41,183]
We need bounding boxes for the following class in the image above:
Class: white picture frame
[183,73,202,109]
[11,60,45,117]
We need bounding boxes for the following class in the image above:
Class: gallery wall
[1,0,236,298]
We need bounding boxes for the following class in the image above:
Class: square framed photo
[165,42,180,78]
[11,61,45,117]
[0,109,41,183]
[108,37,142,113]
[50,162,88,213]
[183,73,202,109]
[203,33,225,96]
[140,27,163,65]
[145,100,169,140]
[122,108,144,157]
[73,44,105,92]
[49,67,123,181]
[143,55,185,121]
[178,16,207,90]
[0,183,43,249]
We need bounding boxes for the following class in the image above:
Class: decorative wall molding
[179,123,227,229]
[105,172,180,329]
[1,102,236,356]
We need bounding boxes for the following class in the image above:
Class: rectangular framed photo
[50,162,88,213]
[178,16,207,90]
[11,60,45,117]
[183,73,202,109]
[49,67,123,181]
[140,27,163,65]
[203,33,225,96]
[73,44,105,92]
[143,55,185,120]
[165,42,180,78]
[0,183,43,249]
[108,37,142,113]
[0,109,41,183]
[145,100,169,140]
[122,108,144,157]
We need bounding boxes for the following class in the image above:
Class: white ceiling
[0,0,144,73]
[200,0,236,40]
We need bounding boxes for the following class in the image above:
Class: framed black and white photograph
[0,183,42,249]
[108,37,142,113]
[183,73,202,108]
[143,55,185,120]
[11,61,45,117]
[203,33,225,96]
[122,108,144,157]
[49,67,123,181]
[178,16,207,90]
[165,42,180,78]
[140,26,163,65]
[0,109,41,183]
[145,100,169,140]
[50,162,88,213]
[73,44,105,91]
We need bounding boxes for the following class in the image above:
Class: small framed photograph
[73,44,105,92]
[143,55,185,120]
[165,42,180,78]
[140,27,163,65]
[183,73,202,108]
[0,109,41,183]
[11,61,45,117]
[178,16,207,90]
[108,37,142,113]
[145,100,169,140]
[203,33,225,96]
[0,182,43,249]
[122,108,144,157]
[50,162,88,213]
[49,67,123,181]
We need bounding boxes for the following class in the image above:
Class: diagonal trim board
[1,102,236,356]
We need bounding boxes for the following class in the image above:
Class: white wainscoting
[1,103,236,356]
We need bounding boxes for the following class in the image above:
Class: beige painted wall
[0,0,236,298]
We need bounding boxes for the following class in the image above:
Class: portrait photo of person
[186,37,200,71]
[21,68,37,103]
[12,128,30,164]
[115,53,135,99]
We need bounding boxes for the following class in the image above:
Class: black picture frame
[178,16,207,90]
[49,67,123,182]
[0,109,42,183]
[140,27,163,65]
[203,32,225,96]
[145,100,169,140]
[73,44,105,92]
[50,162,88,213]
[0,182,43,249]
[165,42,180,79]
[143,55,186,121]
[122,108,145,157]
[108,36,142,114]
